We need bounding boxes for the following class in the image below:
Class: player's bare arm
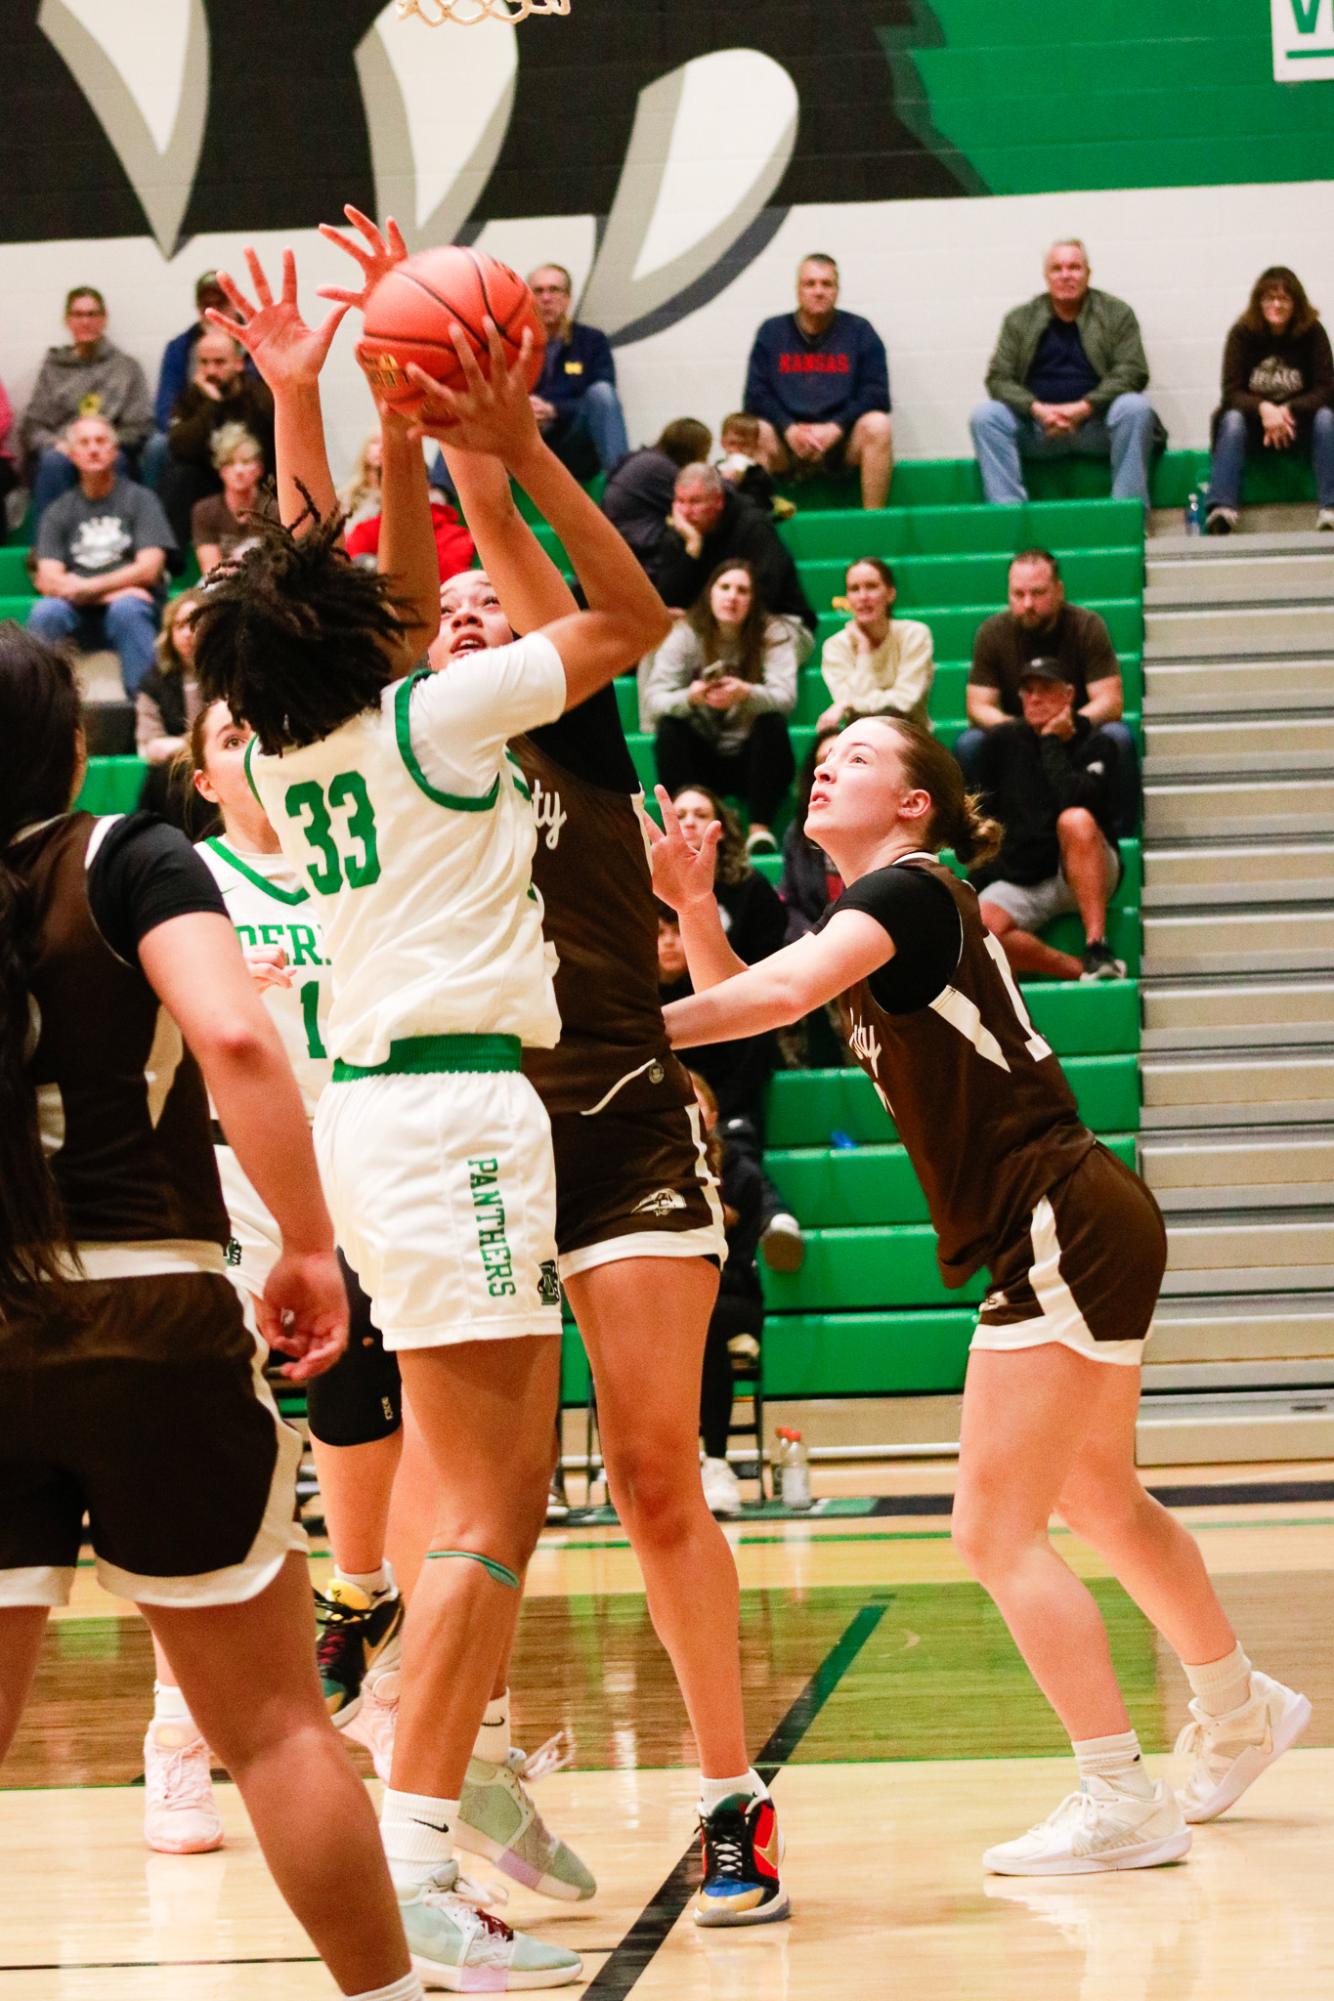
[210,246,348,526]
[411,321,670,705]
[375,399,443,671]
[648,785,744,991]
[662,909,894,1048]
[138,910,347,1379]
[444,448,577,632]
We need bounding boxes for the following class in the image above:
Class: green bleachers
[76,758,145,813]
[767,1052,1139,1151]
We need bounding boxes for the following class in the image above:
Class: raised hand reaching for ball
[206,248,349,394]
[404,320,544,463]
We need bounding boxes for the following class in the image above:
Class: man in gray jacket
[970,241,1159,505]
[20,287,154,519]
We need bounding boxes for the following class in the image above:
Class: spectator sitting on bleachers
[0,374,17,509]
[646,562,799,855]
[159,327,274,550]
[21,288,154,518]
[192,425,274,574]
[715,411,785,518]
[135,588,209,828]
[154,271,237,435]
[973,659,1126,984]
[657,826,803,1271]
[345,492,475,579]
[743,253,893,509]
[601,417,712,563]
[27,414,174,698]
[956,548,1138,835]
[1206,266,1334,535]
[527,263,629,477]
[817,556,934,731]
[970,239,1158,507]
[339,429,384,528]
[646,462,816,653]
[689,1069,766,1521]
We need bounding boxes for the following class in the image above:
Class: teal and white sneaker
[399,1860,582,1991]
[456,1733,596,1902]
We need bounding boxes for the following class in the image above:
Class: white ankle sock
[152,1681,194,1730]
[1184,1642,1252,1719]
[474,1691,511,1766]
[1072,1729,1154,1797]
[336,1561,395,1600]
[346,1974,424,2001]
[699,1768,767,1815]
[381,1789,458,1892]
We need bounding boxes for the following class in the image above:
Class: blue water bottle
[1184,490,1204,536]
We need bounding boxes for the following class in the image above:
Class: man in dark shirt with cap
[971,658,1126,983]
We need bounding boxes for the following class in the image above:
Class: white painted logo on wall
[1272,0,1334,81]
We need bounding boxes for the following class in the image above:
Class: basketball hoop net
[396,0,570,23]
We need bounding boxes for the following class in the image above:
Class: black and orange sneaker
[315,1580,404,1725]
[694,1792,790,1927]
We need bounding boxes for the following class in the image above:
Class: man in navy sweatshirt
[527,262,629,478]
[743,255,893,508]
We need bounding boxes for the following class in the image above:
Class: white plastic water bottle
[777,1427,813,1511]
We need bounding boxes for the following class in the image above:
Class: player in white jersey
[192,238,670,1992]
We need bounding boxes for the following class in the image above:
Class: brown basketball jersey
[510,728,694,1121]
[831,854,1094,1286]
[16,814,229,1262]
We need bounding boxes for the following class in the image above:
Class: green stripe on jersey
[332,1032,522,1081]
[395,670,500,812]
[206,838,310,906]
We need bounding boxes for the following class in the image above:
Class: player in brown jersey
[426,478,791,1928]
[0,629,426,2001]
[654,714,1309,1877]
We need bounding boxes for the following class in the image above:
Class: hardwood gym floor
[3,1472,1331,1998]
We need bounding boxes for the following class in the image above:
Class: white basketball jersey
[197,835,335,1298]
[247,634,566,1069]
[197,836,332,1119]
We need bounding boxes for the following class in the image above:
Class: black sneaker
[1080,940,1126,982]
[694,1793,790,1927]
[315,1581,404,1724]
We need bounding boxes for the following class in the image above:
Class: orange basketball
[356,246,546,412]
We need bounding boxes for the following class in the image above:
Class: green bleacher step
[766,1132,1136,1228]
[76,758,145,813]
[760,1224,987,1312]
[778,498,1144,561]
[762,1309,976,1398]
[766,1052,1140,1148]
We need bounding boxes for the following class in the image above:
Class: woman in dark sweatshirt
[1206,266,1334,533]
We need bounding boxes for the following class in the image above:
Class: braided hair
[191,494,410,756]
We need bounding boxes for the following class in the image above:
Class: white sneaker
[760,1210,805,1272]
[400,1859,582,1991]
[1316,507,1334,532]
[457,1735,596,1901]
[142,1722,224,1855]
[342,1665,399,1783]
[1175,1670,1312,1823]
[982,1776,1190,1876]
[702,1455,742,1518]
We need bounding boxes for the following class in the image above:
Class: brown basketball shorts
[549,1098,726,1279]
[972,1143,1168,1366]
[0,1272,305,1608]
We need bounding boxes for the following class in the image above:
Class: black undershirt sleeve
[818,865,963,1014]
[524,682,639,792]
[87,813,227,971]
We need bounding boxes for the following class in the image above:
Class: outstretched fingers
[244,247,275,310]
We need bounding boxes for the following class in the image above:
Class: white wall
[2,179,1329,486]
